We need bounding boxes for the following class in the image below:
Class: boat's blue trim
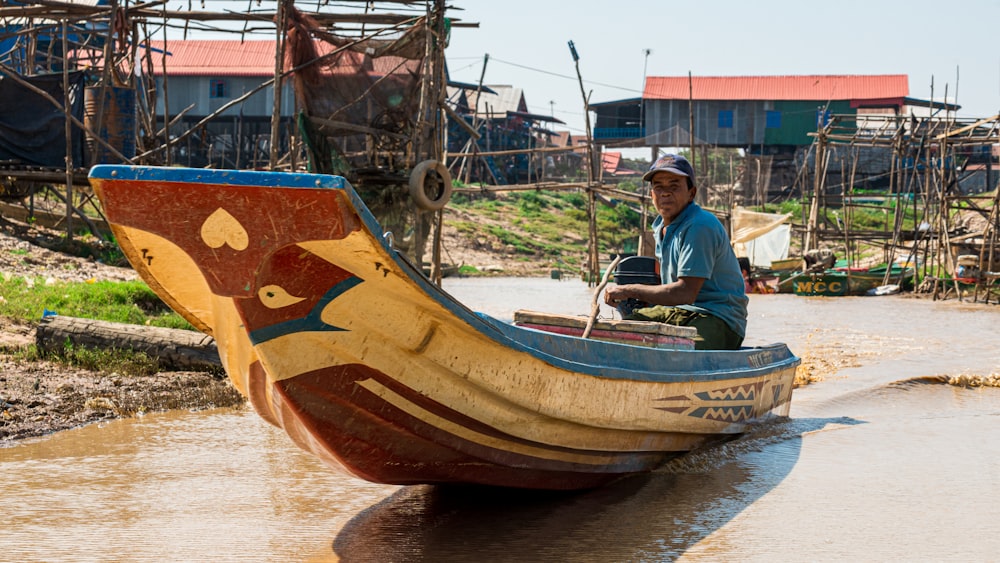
[474,312,798,382]
[89,164,347,190]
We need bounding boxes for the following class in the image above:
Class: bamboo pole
[87,0,115,167]
[805,130,826,252]
[842,154,853,266]
[462,53,489,184]
[447,145,582,158]
[429,0,448,284]
[61,18,73,238]
[973,200,999,302]
[568,40,600,285]
[881,126,905,286]
[583,254,622,339]
[269,0,287,170]
[688,71,698,203]
[983,191,999,302]
[160,1,171,165]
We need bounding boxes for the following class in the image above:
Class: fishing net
[285,7,435,255]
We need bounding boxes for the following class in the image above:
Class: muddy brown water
[3,278,1000,562]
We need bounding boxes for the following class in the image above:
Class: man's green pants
[627,305,743,350]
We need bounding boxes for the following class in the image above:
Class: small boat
[780,264,915,296]
[88,165,799,490]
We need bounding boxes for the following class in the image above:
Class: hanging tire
[409,159,453,211]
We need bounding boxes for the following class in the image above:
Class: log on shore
[35,316,222,372]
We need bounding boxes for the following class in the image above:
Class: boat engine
[613,256,660,318]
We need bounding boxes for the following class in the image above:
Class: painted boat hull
[89,165,799,490]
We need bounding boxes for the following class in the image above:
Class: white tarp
[744,224,791,268]
[730,207,792,268]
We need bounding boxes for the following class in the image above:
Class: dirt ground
[437,205,578,277]
[0,218,245,445]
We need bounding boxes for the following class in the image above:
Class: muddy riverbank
[0,218,244,444]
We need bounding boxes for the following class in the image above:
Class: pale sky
[176,1,1000,139]
[446,0,1000,135]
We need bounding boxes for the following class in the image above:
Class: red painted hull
[253,361,692,489]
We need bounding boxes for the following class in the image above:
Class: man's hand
[604,285,628,306]
[604,277,706,308]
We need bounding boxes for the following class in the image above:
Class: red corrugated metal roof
[644,75,908,101]
[144,40,419,77]
[600,152,641,176]
[145,40,276,76]
[602,151,621,174]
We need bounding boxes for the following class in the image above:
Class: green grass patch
[448,189,644,258]
[8,341,163,377]
[763,198,921,233]
[0,276,191,329]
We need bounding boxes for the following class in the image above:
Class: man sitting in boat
[603,154,748,350]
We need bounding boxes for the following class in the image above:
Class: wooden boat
[88,165,799,490]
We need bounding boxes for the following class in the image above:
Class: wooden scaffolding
[805,112,1000,302]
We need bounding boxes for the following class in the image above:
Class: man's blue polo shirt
[652,202,748,338]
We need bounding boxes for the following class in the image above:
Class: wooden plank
[0,202,111,236]
[513,309,697,338]
[935,114,1000,140]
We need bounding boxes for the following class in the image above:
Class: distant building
[145,41,561,179]
[143,40,297,168]
[591,74,962,201]
[592,74,958,152]
[446,84,564,184]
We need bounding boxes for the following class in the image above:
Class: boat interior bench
[513,310,697,350]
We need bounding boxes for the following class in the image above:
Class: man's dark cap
[643,154,694,182]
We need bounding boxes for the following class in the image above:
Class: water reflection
[332,417,855,562]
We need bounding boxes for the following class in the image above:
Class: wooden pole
[568,40,600,285]
[638,188,648,256]
[583,255,622,339]
[61,19,73,239]
[935,102,963,300]
[462,53,490,184]
[688,71,696,186]
[269,0,287,170]
[882,126,905,286]
[88,0,116,167]
[973,198,999,302]
[431,209,444,285]
[37,316,221,372]
[429,0,447,284]
[842,152,857,289]
[805,129,826,252]
[160,1,171,165]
